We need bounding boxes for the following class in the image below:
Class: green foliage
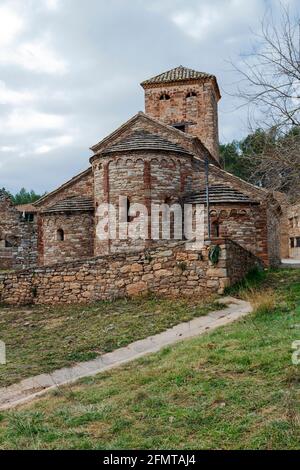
[11,188,45,205]
[225,266,266,295]
[209,245,221,265]
[220,126,300,197]
[220,129,269,186]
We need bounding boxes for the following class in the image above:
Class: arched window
[186,91,197,98]
[211,221,220,238]
[159,93,170,101]
[57,228,65,242]
[126,198,132,223]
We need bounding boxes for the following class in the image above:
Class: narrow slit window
[57,229,65,242]
[212,221,220,238]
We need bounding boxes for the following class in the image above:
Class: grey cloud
[0,0,298,193]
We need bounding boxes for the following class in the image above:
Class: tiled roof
[141,66,216,86]
[16,204,38,213]
[103,130,193,156]
[184,185,259,205]
[42,196,94,214]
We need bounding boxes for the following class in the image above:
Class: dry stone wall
[0,239,262,306]
[0,192,38,270]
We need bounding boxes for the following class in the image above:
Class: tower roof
[141,65,213,84]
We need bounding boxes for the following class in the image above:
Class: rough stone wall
[92,143,280,266]
[272,191,289,259]
[35,169,93,211]
[41,212,94,265]
[93,151,196,256]
[206,165,283,266]
[208,203,267,263]
[0,239,262,306]
[225,239,263,285]
[287,203,300,259]
[92,114,208,163]
[0,193,38,270]
[143,80,220,161]
[266,199,282,266]
[35,169,94,265]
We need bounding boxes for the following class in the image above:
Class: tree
[235,5,300,131]
[11,188,45,205]
[232,5,300,200]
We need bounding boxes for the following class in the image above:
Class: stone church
[0,66,282,271]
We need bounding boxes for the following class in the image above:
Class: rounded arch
[210,210,218,218]
[211,220,220,238]
[186,91,197,98]
[159,93,170,101]
[220,210,228,219]
[239,209,247,217]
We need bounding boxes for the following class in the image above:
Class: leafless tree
[248,128,300,201]
[235,5,300,130]
[233,5,300,200]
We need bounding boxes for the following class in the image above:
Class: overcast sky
[0,0,298,194]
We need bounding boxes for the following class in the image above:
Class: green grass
[0,269,299,449]
[0,295,218,388]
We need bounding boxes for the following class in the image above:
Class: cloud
[0,146,19,153]
[0,0,298,193]
[0,5,24,47]
[34,135,74,154]
[0,37,68,74]
[1,109,66,134]
[45,0,61,10]
[0,81,35,105]
[171,0,264,41]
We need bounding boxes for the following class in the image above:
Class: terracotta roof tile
[141,66,216,86]
[16,204,38,213]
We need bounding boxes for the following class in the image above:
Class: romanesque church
[0,66,283,271]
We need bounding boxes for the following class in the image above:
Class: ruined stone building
[287,203,300,259]
[0,66,283,271]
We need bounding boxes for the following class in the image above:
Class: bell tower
[141,66,221,162]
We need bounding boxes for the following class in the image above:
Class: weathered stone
[126,281,147,296]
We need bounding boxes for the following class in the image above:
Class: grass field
[0,269,299,449]
[0,296,218,388]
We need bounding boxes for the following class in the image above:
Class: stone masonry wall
[35,169,94,266]
[143,79,220,161]
[41,212,94,265]
[93,151,196,256]
[288,203,300,259]
[225,239,263,286]
[0,192,38,270]
[0,239,262,306]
